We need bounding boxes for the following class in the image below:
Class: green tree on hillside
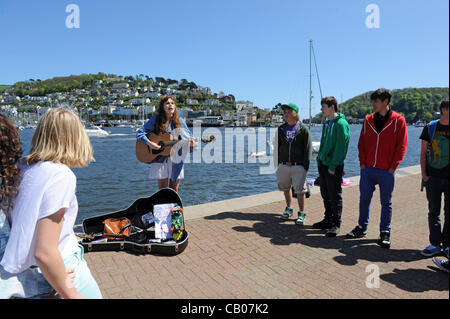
[328,87,449,124]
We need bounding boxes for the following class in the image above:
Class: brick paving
[83,172,449,299]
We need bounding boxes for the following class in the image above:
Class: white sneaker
[296,212,306,225]
[432,257,449,273]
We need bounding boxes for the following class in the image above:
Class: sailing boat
[308,39,321,154]
[133,102,147,132]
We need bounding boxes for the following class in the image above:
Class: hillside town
[0,75,284,128]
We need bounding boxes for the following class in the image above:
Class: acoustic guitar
[136,132,215,163]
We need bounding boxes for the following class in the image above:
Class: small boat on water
[312,141,320,154]
[247,140,320,157]
[414,121,425,127]
[85,125,110,137]
[248,151,266,158]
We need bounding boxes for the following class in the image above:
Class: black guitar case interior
[79,188,188,255]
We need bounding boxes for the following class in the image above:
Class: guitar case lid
[79,188,188,255]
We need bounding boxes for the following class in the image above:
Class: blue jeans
[425,176,449,248]
[358,168,395,232]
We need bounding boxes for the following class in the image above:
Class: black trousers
[318,163,344,227]
[425,176,449,248]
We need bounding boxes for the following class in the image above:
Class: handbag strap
[117,221,131,235]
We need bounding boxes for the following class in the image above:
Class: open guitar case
[78,188,188,255]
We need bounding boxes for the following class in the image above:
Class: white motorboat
[414,121,425,127]
[85,126,110,137]
[247,140,320,157]
[312,141,320,154]
[248,151,266,158]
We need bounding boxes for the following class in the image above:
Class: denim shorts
[1,243,102,299]
[1,213,52,299]
[0,264,53,299]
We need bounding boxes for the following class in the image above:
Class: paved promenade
[82,166,449,299]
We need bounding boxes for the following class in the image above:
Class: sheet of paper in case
[153,203,177,240]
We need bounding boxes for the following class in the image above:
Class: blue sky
[0,0,448,119]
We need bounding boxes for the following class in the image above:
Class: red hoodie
[358,111,408,171]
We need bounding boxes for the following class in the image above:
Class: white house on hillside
[203,99,221,107]
[130,98,151,105]
[235,100,253,111]
[186,99,199,106]
[113,83,130,89]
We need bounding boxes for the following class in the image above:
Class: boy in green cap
[313,97,350,237]
[275,103,312,225]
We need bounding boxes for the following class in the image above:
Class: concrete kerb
[74,165,421,231]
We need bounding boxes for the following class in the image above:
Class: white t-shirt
[0,161,79,274]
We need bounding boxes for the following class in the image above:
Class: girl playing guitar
[136,95,196,192]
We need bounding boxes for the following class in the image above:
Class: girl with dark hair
[0,114,22,213]
[136,95,195,192]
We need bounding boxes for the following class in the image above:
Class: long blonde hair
[24,108,94,168]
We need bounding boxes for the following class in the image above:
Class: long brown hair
[0,114,23,212]
[155,95,181,134]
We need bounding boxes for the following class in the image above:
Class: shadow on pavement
[380,267,449,292]
[204,210,447,293]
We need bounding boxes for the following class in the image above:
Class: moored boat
[85,125,110,137]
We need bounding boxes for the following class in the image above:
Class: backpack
[426,120,438,170]
[428,120,438,142]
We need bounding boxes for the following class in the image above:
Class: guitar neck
[162,136,215,146]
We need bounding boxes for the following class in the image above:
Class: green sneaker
[296,212,306,225]
[281,207,293,220]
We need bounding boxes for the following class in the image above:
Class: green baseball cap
[281,103,299,113]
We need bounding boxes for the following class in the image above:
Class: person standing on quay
[1,114,76,299]
[346,88,408,249]
[312,97,350,237]
[275,103,312,225]
[136,95,196,193]
[419,99,449,258]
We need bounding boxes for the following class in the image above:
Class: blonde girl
[0,108,102,299]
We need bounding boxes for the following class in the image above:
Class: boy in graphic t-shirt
[420,99,449,259]
[275,103,312,225]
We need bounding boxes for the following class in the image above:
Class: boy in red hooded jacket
[346,88,408,249]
